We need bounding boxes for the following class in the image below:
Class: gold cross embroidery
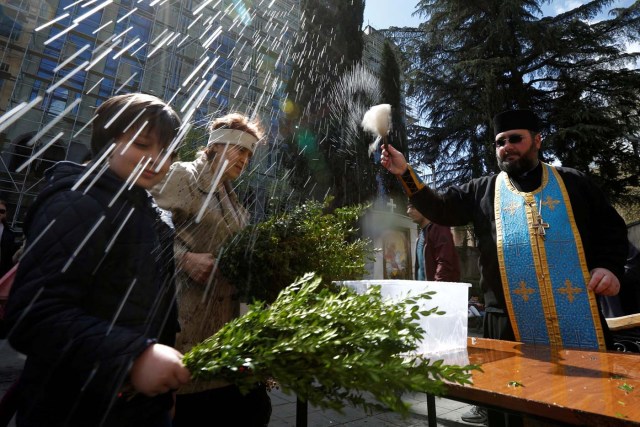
[557,279,583,303]
[541,195,561,211]
[503,201,521,215]
[513,280,536,302]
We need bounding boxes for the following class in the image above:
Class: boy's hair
[91,93,181,156]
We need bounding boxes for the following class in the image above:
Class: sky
[363,0,636,29]
[363,0,638,52]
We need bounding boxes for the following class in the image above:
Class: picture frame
[382,228,412,280]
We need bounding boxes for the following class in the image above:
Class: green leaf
[183,273,476,416]
[219,199,375,304]
[619,383,634,393]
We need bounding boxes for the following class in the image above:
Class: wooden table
[441,338,640,426]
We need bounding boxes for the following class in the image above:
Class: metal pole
[295,397,308,427]
[427,393,437,427]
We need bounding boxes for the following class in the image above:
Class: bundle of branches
[220,198,374,303]
[183,273,476,416]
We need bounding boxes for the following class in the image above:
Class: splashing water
[0,0,311,224]
[328,63,380,156]
[0,1,394,362]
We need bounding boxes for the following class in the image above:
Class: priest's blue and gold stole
[495,163,605,350]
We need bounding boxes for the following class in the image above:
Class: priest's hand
[588,268,620,296]
[380,144,408,175]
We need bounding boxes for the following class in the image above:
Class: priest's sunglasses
[495,134,524,147]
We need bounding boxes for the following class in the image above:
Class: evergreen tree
[281,0,374,208]
[379,41,408,197]
[407,0,640,203]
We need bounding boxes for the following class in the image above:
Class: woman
[151,113,271,426]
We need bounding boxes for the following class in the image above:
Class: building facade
[0,0,300,228]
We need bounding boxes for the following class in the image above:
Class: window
[0,5,23,40]
[47,88,68,117]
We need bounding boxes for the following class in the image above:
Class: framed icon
[382,228,412,280]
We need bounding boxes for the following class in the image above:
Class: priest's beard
[497,144,539,176]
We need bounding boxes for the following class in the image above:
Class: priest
[381,108,629,425]
[381,109,628,349]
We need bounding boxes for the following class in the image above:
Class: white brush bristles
[361,104,391,137]
[367,136,382,156]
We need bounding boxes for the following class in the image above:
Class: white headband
[207,129,259,154]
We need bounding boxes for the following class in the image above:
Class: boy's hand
[130,344,191,396]
[181,252,215,284]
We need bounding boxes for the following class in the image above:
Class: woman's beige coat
[152,154,249,393]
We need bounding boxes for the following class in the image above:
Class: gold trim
[495,173,521,341]
[497,165,605,349]
[398,164,426,196]
[526,189,564,349]
[502,162,548,196]
[549,167,606,350]
[502,164,565,347]
[509,165,562,347]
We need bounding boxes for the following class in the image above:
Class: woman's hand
[180,252,215,284]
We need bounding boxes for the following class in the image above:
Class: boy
[5,93,190,427]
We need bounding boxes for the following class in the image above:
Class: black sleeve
[561,170,628,281]
[6,190,149,392]
[409,180,479,227]
[619,243,640,315]
[585,179,628,280]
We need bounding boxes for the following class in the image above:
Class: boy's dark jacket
[0,225,18,276]
[6,161,179,427]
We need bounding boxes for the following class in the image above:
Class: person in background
[5,93,191,427]
[0,234,24,425]
[151,113,271,427]
[381,109,628,426]
[406,201,460,282]
[467,296,485,330]
[0,200,18,278]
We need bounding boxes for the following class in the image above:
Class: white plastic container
[339,280,471,355]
